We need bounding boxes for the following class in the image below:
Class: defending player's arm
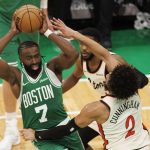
[35,103,97,140]
[21,115,92,141]
[20,118,80,141]
[62,57,84,93]
[34,109,95,141]
[52,19,119,72]
[21,102,108,141]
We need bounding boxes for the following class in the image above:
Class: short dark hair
[18,41,39,55]
[79,27,100,42]
[108,65,138,99]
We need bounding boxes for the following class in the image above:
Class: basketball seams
[28,8,42,18]
[26,5,33,32]
[16,7,28,12]
[28,10,43,28]
[15,11,28,32]
[15,4,43,33]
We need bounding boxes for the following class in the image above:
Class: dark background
[48,0,150,30]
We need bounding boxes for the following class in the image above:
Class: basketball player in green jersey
[0,14,84,150]
[0,0,51,149]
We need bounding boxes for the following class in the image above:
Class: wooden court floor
[0,79,150,150]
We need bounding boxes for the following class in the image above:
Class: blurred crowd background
[47,0,150,50]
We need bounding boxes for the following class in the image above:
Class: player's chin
[82,56,90,60]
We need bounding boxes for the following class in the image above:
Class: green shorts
[33,131,85,150]
[0,15,39,65]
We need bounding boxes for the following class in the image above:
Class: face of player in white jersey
[80,35,95,61]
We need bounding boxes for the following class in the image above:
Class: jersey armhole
[100,100,110,111]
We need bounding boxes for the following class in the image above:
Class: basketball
[15,4,43,33]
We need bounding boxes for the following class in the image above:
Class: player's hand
[39,11,47,33]
[40,10,54,34]
[10,13,20,35]
[46,17,54,31]
[42,9,54,31]
[51,18,76,39]
[20,128,36,141]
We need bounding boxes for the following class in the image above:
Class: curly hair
[108,65,139,100]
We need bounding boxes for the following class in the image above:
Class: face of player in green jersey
[20,46,42,78]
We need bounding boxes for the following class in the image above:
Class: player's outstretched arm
[52,18,119,72]
[20,114,90,141]
[21,101,108,141]
[20,118,79,141]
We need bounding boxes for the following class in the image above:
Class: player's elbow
[71,50,79,62]
[75,117,88,128]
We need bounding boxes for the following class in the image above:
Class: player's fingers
[51,21,62,28]
[57,18,65,25]
[52,17,63,26]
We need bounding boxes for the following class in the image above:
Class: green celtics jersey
[0,0,40,22]
[19,64,67,130]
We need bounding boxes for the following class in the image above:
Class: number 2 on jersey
[35,104,48,123]
[125,115,135,138]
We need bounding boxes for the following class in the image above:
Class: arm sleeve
[134,68,148,88]
[40,0,48,8]
[35,118,80,140]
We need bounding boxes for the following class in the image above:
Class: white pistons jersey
[83,60,106,95]
[98,94,150,150]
